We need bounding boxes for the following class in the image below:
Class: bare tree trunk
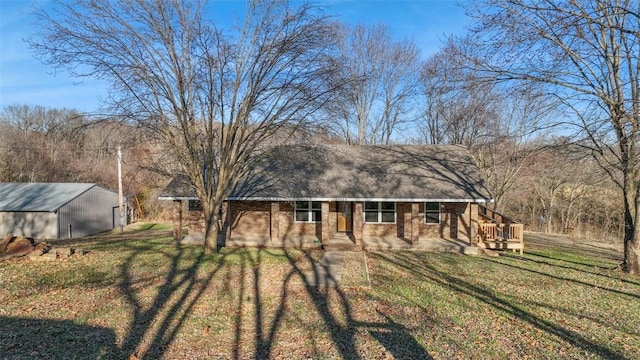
[327,23,419,144]
[623,180,640,273]
[204,211,219,255]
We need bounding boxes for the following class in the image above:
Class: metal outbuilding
[0,183,122,239]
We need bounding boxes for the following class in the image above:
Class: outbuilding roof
[160,144,493,203]
[0,183,99,212]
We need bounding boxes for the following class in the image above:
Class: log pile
[0,234,87,261]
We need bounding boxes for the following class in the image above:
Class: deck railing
[479,223,524,241]
[478,205,524,255]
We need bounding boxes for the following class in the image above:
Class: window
[295,201,321,222]
[425,202,440,224]
[364,201,396,223]
[188,200,202,211]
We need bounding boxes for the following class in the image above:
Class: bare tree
[469,0,640,273]
[0,104,87,182]
[0,104,162,223]
[419,40,500,148]
[326,24,420,144]
[475,84,558,213]
[419,40,556,213]
[31,0,336,253]
[506,142,619,239]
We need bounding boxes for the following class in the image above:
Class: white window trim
[425,201,441,224]
[294,201,321,223]
[363,201,396,224]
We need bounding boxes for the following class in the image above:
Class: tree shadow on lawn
[32,228,236,359]
[58,228,638,359]
[0,317,117,359]
[0,227,209,359]
[484,256,640,338]
[47,229,173,249]
[366,309,433,359]
[24,228,433,359]
[17,226,635,359]
[501,252,640,287]
[228,248,355,358]
[115,237,235,359]
[525,234,622,262]
[482,256,640,300]
[372,252,628,360]
[517,297,640,338]
[274,250,433,360]
[218,247,433,359]
[9,230,432,359]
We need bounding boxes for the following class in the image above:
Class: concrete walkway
[307,251,346,287]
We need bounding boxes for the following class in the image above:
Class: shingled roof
[0,183,98,212]
[159,144,492,202]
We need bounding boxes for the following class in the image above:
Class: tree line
[0,103,621,239]
[0,104,167,219]
[13,0,639,273]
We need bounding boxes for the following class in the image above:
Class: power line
[0,144,134,152]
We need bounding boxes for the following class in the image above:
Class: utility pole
[118,146,125,233]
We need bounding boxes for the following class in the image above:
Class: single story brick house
[160,144,496,250]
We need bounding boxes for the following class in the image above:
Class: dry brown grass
[0,224,639,359]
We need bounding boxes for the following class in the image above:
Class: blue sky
[0,0,470,113]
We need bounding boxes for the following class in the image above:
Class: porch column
[172,200,183,242]
[411,202,420,245]
[217,201,230,246]
[353,202,363,245]
[270,201,280,243]
[321,202,330,244]
[469,202,478,246]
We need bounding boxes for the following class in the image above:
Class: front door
[337,202,353,232]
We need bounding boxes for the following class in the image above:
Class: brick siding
[178,200,475,244]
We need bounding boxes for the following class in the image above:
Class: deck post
[411,202,419,245]
[353,202,363,245]
[470,202,478,246]
[270,201,279,244]
[173,200,183,242]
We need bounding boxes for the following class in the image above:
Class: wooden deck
[477,206,524,255]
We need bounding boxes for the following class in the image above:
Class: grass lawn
[0,224,638,359]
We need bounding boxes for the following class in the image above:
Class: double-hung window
[364,201,395,223]
[188,200,202,211]
[425,202,440,224]
[295,201,321,222]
